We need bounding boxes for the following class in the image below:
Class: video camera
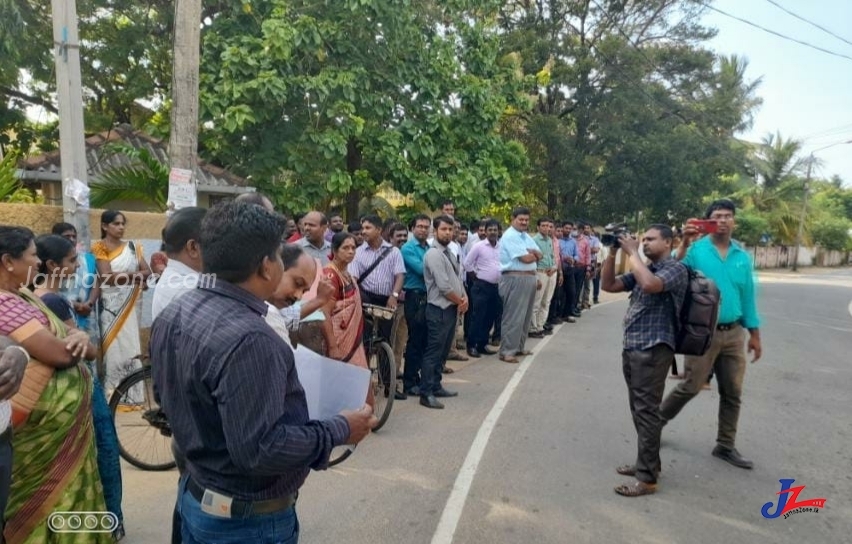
[600,222,630,249]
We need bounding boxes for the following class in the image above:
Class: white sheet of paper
[293,346,370,420]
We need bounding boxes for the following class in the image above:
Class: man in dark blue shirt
[602,224,688,498]
[151,201,376,543]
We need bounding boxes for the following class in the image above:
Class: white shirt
[264,303,294,347]
[0,400,10,434]
[152,259,200,320]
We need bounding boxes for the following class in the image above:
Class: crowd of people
[0,194,763,542]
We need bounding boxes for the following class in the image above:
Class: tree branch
[0,86,58,114]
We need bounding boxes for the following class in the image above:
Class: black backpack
[672,267,721,356]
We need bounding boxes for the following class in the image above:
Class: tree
[197,0,528,218]
[497,0,761,223]
[88,144,169,210]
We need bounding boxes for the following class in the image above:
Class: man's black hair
[361,214,383,230]
[162,207,207,255]
[281,243,305,270]
[537,217,552,226]
[469,219,483,231]
[705,198,736,219]
[409,214,431,230]
[484,219,500,230]
[562,220,574,228]
[51,222,76,236]
[511,207,531,218]
[347,220,362,233]
[200,201,286,283]
[647,223,674,242]
[433,214,455,229]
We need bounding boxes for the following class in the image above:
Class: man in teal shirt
[401,214,432,396]
[531,218,558,337]
[660,199,763,469]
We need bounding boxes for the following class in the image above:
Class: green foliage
[0,150,22,200]
[198,0,529,216]
[810,216,852,251]
[732,209,770,246]
[89,143,169,210]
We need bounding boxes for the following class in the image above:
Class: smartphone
[690,219,718,234]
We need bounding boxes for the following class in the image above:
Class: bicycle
[109,364,176,471]
[328,303,397,467]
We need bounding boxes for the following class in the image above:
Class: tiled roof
[20,124,248,189]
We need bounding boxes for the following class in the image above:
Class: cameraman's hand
[619,235,640,256]
[340,404,378,445]
[682,221,701,246]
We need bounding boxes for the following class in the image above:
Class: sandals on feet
[616,465,661,477]
[614,481,657,497]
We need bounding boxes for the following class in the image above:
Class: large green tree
[497,0,762,224]
[198,0,529,217]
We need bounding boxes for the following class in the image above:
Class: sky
[703,0,852,184]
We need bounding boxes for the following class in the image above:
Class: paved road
[121,268,852,543]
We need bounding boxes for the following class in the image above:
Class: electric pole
[167,0,202,208]
[51,0,90,248]
[791,139,852,272]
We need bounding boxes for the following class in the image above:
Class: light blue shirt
[682,236,760,329]
[499,227,538,272]
[559,238,579,263]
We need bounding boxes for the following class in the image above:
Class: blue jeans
[179,477,299,544]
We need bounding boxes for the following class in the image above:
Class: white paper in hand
[293,346,371,420]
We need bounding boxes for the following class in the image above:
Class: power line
[699,2,852,63]
[763,0,852,49]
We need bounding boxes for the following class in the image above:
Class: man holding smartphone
[661,199,763,469]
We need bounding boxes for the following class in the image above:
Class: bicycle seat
[362,304,395,321]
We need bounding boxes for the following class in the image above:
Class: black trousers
[421,304,457,396]
[560,265,577,316]
[467,279,500,351]
[622,344,673,484]
[402,291,427,391]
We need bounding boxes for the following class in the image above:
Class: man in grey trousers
[497,207,542,363]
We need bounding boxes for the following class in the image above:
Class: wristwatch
[391,292,399,298]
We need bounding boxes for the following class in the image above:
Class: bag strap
[358,246,392,285]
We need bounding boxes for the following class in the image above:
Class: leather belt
[716,322,739,331]
[501,271,535,276]
[186,477,296,518]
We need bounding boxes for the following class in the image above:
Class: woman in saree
[91,210,151,398]
[322,232,373,406]
[33,234,125,541]
[0,226,112,544]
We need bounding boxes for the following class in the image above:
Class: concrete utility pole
[51,0,90,248]
[791,139,852,272]
[167,0,202,206]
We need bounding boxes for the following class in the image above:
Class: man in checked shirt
[601,224,688,498]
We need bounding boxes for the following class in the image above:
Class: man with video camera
[601,224,688,497]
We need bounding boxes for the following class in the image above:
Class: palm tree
[89,143,169,210]
[715,55,764,135]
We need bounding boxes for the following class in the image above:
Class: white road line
[848,299,852,319]
[431,329,560,544]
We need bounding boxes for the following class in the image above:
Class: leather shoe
[564,316,576,323]
[466,347,481,358]
[394,389,407,400]
[404,385,420,396]
[420,395,444,409]
[479,346,497,355]
[712,446,753,469]
[543,323,554,331]
[528,331,544,339]
[434,388,458,398]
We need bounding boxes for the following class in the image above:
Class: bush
[733,210,770,246]
[811,216,852,251]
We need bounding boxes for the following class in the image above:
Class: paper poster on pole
[167,167,197,212]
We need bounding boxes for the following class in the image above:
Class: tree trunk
[345,138,363,220]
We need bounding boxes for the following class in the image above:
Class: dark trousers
[572,267,586,311]
[492,299,502,342]
[361,290,393,342]
[402,291,427,391]
[622,344,673,484]
[660,326,747,449]
[421,304,457,396]
[463,283,472,341]
[547,278,563,323]
[561,265,582,315]
[467,280,500,351]
[1,428,12,544]
[593,268,601,301]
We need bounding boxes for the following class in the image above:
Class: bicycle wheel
[328,444,355,467]
[370,341,396,431]
[109,366,176,471]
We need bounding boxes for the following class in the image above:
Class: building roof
[19,124,251,193]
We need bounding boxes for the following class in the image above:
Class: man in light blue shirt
[660,199,763,470]
[497,207,542,363]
